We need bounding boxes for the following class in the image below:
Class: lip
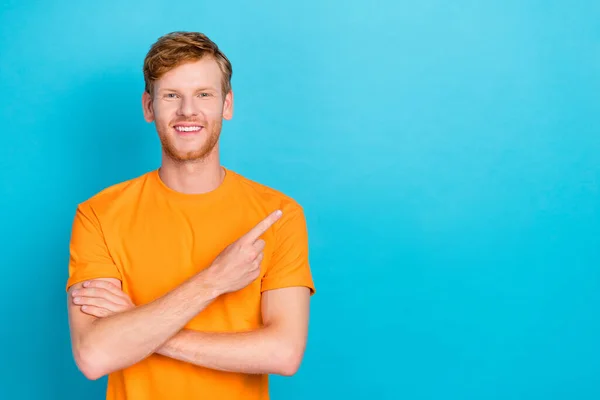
[173,125,204,136]
[173,123,204,127]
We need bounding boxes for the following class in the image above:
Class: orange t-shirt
[66,167,316,400]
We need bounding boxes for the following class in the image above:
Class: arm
[156,286,311,376]
[67,204,282,380]
[67,274,217,380]
[155,204,315,376]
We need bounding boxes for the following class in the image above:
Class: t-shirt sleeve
[261,204,316,295]
[65,203,122,292]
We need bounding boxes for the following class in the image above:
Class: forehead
[155,57,222,91]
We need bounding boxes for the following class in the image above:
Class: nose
[176,96,198,117]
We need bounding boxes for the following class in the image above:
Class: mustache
[171,119,206,126]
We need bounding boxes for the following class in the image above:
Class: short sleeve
[261,204,315,295]
[65,203,122,292]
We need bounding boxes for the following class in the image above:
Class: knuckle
[78,297,90,306]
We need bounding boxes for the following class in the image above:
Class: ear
[142,91,155,123]
[222,90,234,120]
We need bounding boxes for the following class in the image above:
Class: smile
[174,126,203,132]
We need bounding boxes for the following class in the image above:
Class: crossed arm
[67,207,313,380]
[155,286,310,375]
[67,278,310,380]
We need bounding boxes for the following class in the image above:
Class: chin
[170,151,206,162]
[164,144,214,162]
[159,129,219,163]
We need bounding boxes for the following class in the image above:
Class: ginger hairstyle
[143,31,232,98]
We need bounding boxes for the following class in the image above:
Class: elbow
[278,360,301,377]
[275,344,304,377]
[73,345,108,381]
[80,367,104,381]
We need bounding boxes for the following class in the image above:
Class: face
[142,57,233,162]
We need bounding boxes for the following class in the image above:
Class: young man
[66,31,315,399]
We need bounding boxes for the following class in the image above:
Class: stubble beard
[158,119,222,163]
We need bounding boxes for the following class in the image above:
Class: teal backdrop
[1,1,599,399]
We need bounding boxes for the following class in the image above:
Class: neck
[158,146,225,195]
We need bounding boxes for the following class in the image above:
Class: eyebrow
[159,87,217,93]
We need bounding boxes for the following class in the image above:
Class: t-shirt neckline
[150,166,235,204]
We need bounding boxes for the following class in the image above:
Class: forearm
[76,275,218,379]
[156,326,300,376]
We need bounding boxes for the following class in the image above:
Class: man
[66,31,315,400]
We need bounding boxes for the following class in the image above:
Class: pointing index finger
[243,210,282,243]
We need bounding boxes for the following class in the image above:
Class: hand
[71,280,135,318]
[203,209,282,295]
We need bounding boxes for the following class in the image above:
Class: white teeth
[175,126,202,132]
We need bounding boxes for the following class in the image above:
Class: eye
[165,93,179,99]
[198,93,210,98]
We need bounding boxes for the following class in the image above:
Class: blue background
[1,1,599,399]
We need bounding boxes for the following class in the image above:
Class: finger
[84,280,125,298]
[253,252,264,268]
[72,296,124,312]
[242,210,282,243]
[87,282,134,306]
[250,262,262,279]
[253,239,266,252]
[72,287,128,306]
[80,305,112,318]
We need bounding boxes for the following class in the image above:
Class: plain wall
[1,1,599,399]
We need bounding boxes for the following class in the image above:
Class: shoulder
[76,170,154,217]
[228,169,305,215]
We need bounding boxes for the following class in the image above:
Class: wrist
[193,267,223,300]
